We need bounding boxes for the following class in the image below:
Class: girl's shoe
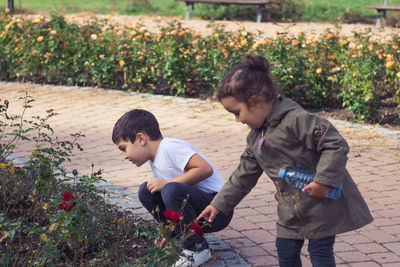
[172,248,212,267]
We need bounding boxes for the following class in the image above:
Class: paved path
[2,82,400,266]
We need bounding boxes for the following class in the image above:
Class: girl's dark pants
[138,182,234,252]
[276,236,336,267]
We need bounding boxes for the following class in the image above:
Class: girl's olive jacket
[211,96,373,239]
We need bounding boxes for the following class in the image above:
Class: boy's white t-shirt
[149,137,225,194]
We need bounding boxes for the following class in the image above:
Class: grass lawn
[3,0,400,21]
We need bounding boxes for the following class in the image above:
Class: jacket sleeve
[210,136,264,215]
[292,111,349,188]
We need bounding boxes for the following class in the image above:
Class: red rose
[163,210,182,222]
[59,202,67,210]
[66,202,77,212]
[190,222,204,237]
[62,192,75,202]
[14,166,21,170]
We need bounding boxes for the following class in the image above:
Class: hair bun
[242,54,270,73]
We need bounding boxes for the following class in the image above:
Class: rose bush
[0,93,206,266]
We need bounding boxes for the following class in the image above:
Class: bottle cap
[278,169,286,178]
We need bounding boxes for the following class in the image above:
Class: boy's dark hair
[112,109,162,143]
[217,54,280,105]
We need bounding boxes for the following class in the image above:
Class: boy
[112,109,233,267]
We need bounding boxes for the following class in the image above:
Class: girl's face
[220,96,273,129]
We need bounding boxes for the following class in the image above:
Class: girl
[197,55,373,266]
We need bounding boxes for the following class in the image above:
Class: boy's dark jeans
[276,236,336,267]
[138,182,234,252]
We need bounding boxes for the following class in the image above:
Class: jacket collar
[261,96,301,130]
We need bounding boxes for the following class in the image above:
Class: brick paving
[2,82,400,266]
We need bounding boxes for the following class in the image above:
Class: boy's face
[115,135,150,167]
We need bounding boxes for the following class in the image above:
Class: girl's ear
[136,133,147,146]
[249,96,264,108]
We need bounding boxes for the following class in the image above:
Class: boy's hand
[196,205,220,223]
[147,178,168,194]
[302,182,330,198]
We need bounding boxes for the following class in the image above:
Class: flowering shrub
[0,93,206,266]
[0,10,399,122]
[135,203,208,266]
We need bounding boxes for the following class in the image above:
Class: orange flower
[386,54,394,62]
[342,39,348,45]
[240,39,247,46]
[139,56,144,60]
[252,43,259,49]
[44,52,51,60]
[316,68,322,74]
[261,39,270,45]
[214,33,220,38]
[330,55,336,60]
[368,45,373,51]
[326,33,334,39]
[192,39,199,45]
[31,50,38,55]
[119,60,125,66]
[386,61,394,68]
[37,36,44,42]
[50,30,57,35]
[178,31,185,36]
[292,40,300,46]
[274,29,279,35]
[33,17,41,24]
[241,31,248,37]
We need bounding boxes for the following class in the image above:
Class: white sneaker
[172,248,212,267]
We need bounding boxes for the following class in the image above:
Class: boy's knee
[161,182,186,199]
[138,182,150,202]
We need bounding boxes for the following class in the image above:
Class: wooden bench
[176,0,271,23]
[366,1,400,28]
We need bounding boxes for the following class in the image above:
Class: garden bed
[0,93,207,266]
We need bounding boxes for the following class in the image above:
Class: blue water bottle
[278,168,342,200]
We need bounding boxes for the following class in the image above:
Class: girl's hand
[154,237,167,248]
[302,182,330,198]
[196,205,220,223]
[147,178,168,194]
